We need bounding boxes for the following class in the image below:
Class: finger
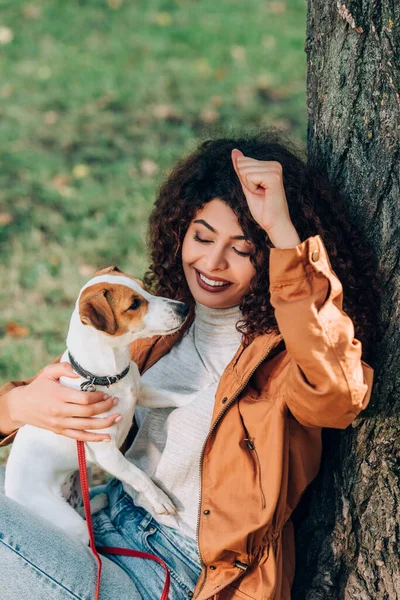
[235,164,279,172]
[61,429,112,442]
[240,170,262,193]
[231,148,245,181]
[61,414,121,430]
[63,390,114,406]
[62,396,118,418]
[239,168,282,194]
[237,158,282,170]
[42,362,81,381]
[237,165,283,178]
[231,149,255,194]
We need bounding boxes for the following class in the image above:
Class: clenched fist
[231,149,301,249]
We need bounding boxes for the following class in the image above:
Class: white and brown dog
[5,266,191,545]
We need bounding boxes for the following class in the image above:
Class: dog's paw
[76,493,109,519]
[90,493,109,515]
[147,487,177,516]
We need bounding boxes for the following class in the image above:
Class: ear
[79,289,118,335]
[94,265,122,277]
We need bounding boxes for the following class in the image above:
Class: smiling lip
[194,268,233,293]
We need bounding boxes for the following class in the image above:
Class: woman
[0,131,376,599]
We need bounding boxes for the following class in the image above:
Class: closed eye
[233,248,252,257]
[193,234,252,257]
[193,234,212,244]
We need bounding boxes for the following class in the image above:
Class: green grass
[0,0,307,463]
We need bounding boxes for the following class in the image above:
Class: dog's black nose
[175,302,189,317]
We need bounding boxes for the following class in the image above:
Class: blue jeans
[0,466,201,599]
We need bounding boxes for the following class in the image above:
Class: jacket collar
[131,312,284,387]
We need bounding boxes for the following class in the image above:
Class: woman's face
[182,198,257,308]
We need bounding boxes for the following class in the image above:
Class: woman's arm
[0,388,24,439]
[0,366,52,445]
[269,234,374,428]
[231,150,374,428]
[0,358,120,446]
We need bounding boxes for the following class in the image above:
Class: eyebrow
[193,219,247,241]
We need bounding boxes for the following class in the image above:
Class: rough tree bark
[292,2,400,599]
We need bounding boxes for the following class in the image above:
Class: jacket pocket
[245,437,266,510]
[238,402,267,512]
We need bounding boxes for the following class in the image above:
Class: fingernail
[103,437,111,442]
[113,397,119,405]
[103,394,110,400]
[114,415,123,423]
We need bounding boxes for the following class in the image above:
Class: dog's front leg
[87,443,176,515]
[137,383,194,409]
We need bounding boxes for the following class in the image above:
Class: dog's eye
[129,299,141,310]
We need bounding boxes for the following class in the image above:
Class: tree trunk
[292,2,400,599]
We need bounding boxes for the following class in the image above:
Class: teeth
[199,272,229,287]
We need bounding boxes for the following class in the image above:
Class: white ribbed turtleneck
[123,302,243,539]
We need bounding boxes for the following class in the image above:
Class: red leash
[76,440,171,600]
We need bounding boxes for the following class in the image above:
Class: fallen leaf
[266,2,286,15]
[52,174,69,188]
[108,0,123,8]
[72,164,90,179]
[195,58,211,74]
[79,264,96,276]
[256,74,274,89]
[154,12,173,26]
[140,159,158,176]
[201,108,219,123]
[235,84,255,106]
[272,118,292,131]
[0,212,13,225]
[230,45,246,62]
[43,111,59,125]
[153,104,174,119]
[211,95,224,107]
[6,322,30,338]
[0,26,13,45]
[262,36,276,50]
[23,4,42,19]
[59,186,76,198]
[214,68,226,81]
[0,84,14,98]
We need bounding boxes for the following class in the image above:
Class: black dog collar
[68,351,130,392]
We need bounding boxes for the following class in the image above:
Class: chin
[190,290,238,309]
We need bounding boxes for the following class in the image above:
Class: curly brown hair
[143,129,380,366]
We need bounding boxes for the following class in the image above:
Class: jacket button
[209,565,217,570]
[311,250,320,262]
[203,509,210,515]
[222,397,228,404]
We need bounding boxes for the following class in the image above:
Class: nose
[204,245,228,271]
[174,302,189,317]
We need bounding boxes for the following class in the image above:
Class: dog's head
[77,265,189,342]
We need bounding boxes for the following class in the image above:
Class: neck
[193,302,243,349]
[66,308,131,376]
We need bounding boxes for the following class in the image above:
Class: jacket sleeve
[0,355,62,447]
[269,234,374,429]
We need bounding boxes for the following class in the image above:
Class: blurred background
[0,0,307,462]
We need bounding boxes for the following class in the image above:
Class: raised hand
[231,148,301,248]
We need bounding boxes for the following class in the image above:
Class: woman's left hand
[231,148,301,248]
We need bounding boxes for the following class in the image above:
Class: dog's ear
[79,289,118,335]
[94,265,122,277]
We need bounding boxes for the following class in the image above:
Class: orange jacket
[0,235,374,600]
